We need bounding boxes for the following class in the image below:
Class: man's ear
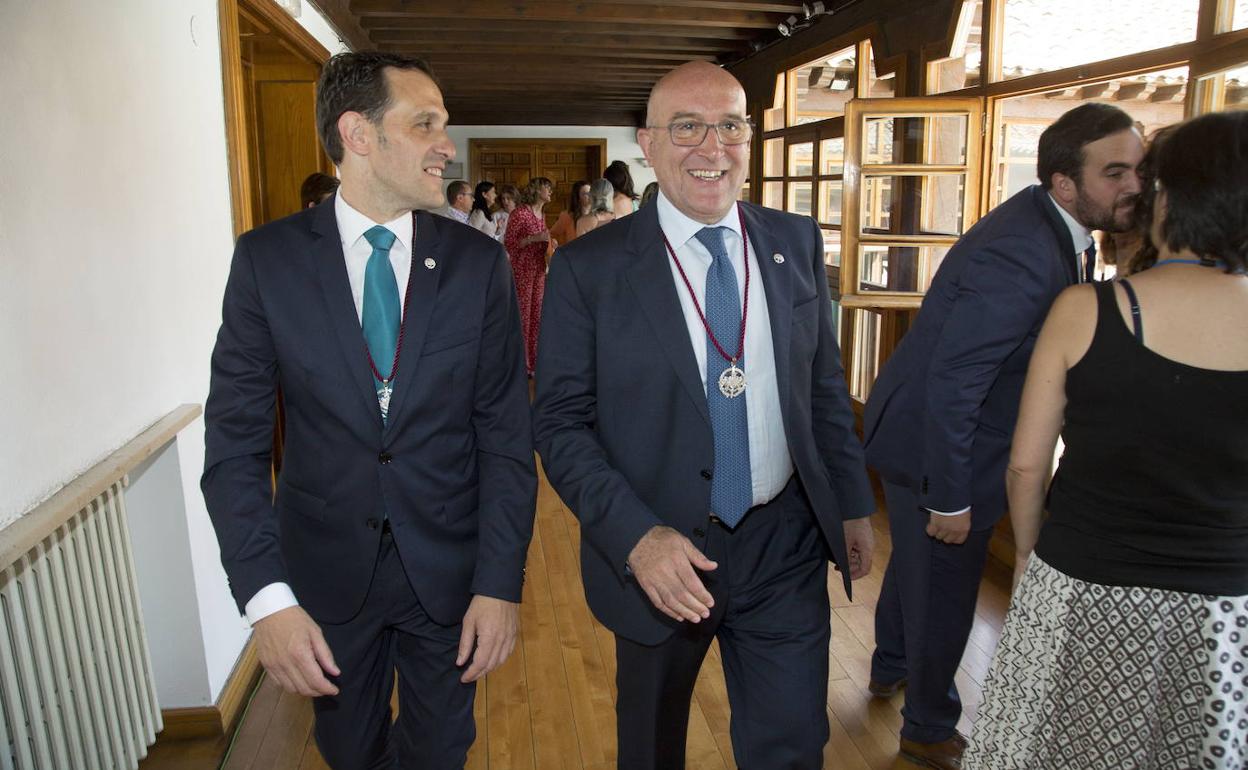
[1050,171,1077,206]
[338,111,373,158]
[636,127,655,165]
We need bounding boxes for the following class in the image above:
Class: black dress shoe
[898,732,967,770]
[867,676,907,698]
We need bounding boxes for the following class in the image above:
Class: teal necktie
[362,225,399,423]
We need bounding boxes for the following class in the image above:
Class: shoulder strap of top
[1118,279,1144,343]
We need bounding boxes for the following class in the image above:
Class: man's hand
[926,510,972,545]
[457,595,520,683]
[627,525,718,623]
[253,606,340,697]
[842,517,874,580]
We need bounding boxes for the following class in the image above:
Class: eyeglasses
[647,118,754,147]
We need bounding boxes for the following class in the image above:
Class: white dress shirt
[244,192,414,625]
[656,192,794,507]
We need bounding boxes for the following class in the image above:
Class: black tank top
[1035,279,1248,595]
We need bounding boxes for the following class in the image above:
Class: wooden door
[471,139,606,228]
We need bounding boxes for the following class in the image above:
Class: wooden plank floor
[141,462,1011,769]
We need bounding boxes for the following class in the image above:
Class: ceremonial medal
[718,362,746,398]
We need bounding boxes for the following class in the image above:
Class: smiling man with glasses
[534,61,875,769]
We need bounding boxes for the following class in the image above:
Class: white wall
[0,0,335,708]
[446,125,657,195]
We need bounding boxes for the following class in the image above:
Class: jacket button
[692,527,706,538]
[379,452,393,464]
[366,518,380,530]
[700,469,713,480]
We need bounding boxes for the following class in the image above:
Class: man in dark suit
[533,61,875,770]
[201,52,535,769]
[863,103,1143,769]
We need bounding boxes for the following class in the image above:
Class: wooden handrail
[0,404,202,567]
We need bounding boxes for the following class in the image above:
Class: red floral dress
[503,205,547,376]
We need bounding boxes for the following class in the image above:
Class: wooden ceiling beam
[421,57,675,71]
[305,0,371,50]
[448,108,643,126]
[349,0,781,29]
[358,18,760,41]
[386,44,716,62]
[370,32,735,53]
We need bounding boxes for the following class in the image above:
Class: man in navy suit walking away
[862,103,1143,770]
[202,52,536,769]
[534,61,876,769]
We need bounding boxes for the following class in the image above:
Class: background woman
[576,178,615,236]
[492,184,519,241]
[468,180,499,237]
[504,177,553,376]
[964,111,1248,769]
[549,180,589,248]
[604,160,638,218]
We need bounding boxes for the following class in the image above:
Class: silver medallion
[718,363,746,398]
[377,382,393,419]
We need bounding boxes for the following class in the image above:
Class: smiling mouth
[424,167,444,177]
[688,170,726,181]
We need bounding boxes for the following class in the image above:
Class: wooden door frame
[467,138,608,190]
[219,0,332,237]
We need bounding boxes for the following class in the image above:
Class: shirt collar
[1047,192,1093,255]
[656,191,743,253]
[334,192,414,253]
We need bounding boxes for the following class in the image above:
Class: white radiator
[0,480,161,769]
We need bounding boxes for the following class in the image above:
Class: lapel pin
[424,257,436,270]
[773,253,785,264]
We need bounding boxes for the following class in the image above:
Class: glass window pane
[930,0,983,94]
[858,244,951,294]
[846,309,882,402]
[788,142,814,176]
[740,182,751,202]
[862,115,969,165]
[820,137,844,174]
[792,45,856,125]
[763,138,784,177]
[764,73,786,131]
[787,182,812,217]
[1234,0,1248,31]
[818,180,843,226]
[822,228,841,267]
[861,174,965,236]
[1224,65,1248,111]
[762,181,783,210]
[1001,0,1198,81]
[992,67,1188,207]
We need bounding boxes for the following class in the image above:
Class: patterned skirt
[964,555,1248,770]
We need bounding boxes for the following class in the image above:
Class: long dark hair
[566,180,590,217]
[472,181,495,220]
[604,161,637,201]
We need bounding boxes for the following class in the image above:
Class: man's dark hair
[1037,102,1136,190]
[446,180,471,202]
[1154,111,1248,274]
[300,172,340,208]
[315,51,437,165]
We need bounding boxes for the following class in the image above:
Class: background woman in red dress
[503,176,553,376]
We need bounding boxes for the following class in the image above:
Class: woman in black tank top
[965,112,1248,769]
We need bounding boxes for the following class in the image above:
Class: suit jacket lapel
[624,204,711,427]
[311,198,384,430]
[383,211,443,433]
[1034,186,1079,285]
[743,204,795,429]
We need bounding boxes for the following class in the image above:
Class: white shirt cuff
[927,506,971,517]
[244,582,299,625]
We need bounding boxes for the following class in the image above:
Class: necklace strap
[660,207,750,365]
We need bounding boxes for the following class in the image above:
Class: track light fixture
[803,1,826,19]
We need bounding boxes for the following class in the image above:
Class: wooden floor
[140,463,1011,769]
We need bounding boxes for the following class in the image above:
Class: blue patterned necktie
[694,226,752,527]
[361,225,400,423]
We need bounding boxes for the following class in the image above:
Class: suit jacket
[862,185,1079,530]
[533,200,874,645]
[202,199,536,626]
